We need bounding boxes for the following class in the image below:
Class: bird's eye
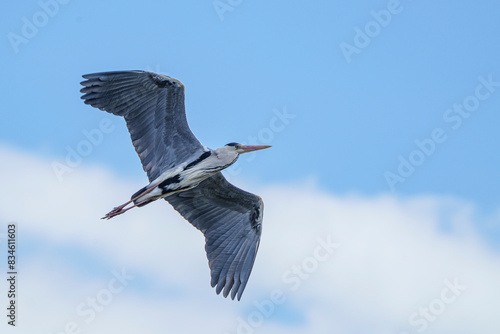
[235,145,240,149]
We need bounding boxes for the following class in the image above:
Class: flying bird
[80,70,270,300]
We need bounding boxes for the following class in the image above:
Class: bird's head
[224,142,271,155]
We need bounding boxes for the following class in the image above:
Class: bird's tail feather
[131,186,148,200]
[131,185,158,207]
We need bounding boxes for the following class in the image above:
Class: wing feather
[166,173,263,300]
[80,70,204,181]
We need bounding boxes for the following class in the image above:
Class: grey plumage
[81,71,204,181]
[167,173,262,300]
[80,70,267,300]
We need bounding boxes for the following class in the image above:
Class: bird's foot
[101,186,159,220]
[102,203,131,220]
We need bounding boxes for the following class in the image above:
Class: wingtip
[212,278,245,301]
[81,73,95,80]
[215,281,225,295]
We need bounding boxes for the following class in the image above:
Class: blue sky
[3,1,500,208]
[2,1,500,333]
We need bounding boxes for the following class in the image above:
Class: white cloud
[0,143,499,334]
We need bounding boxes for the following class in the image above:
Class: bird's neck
[212,150,239,170]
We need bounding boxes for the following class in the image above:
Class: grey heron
[80,70,270,300]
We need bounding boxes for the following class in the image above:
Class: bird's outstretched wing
[80,71,204,181]
[166,173,263,300]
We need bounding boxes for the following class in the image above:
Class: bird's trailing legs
[102,185,158,220]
